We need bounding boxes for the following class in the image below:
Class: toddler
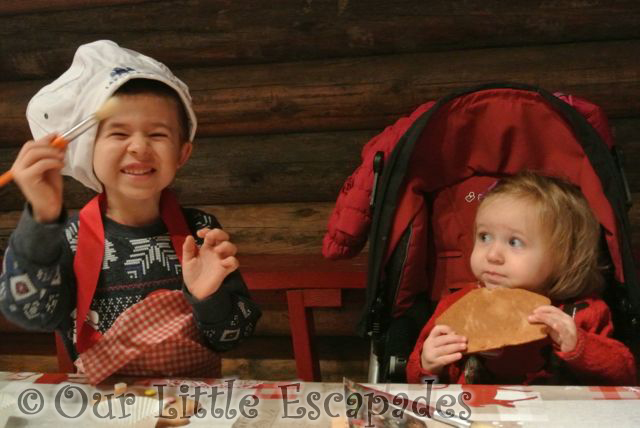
[406,171,636,385]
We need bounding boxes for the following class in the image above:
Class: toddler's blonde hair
[480,171,604,300]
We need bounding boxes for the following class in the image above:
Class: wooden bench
[31,253,366,382]
[242,254,366,381]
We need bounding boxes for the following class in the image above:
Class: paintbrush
[0,97,120,187]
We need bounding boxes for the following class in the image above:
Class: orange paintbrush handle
[0,135,69,188]
[0,169,13,188]
[50,135,69,149]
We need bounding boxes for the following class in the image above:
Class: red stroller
[323,83,638,382]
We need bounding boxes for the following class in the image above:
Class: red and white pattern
[75,290,220,385]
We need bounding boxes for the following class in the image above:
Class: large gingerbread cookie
[436,287,550,353]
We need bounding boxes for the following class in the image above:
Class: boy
[0,40,261,383]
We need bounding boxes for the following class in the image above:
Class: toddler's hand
[420,325,467,375]
[182,228,239,300]
[11,135,65,223]
[528,305,577,353]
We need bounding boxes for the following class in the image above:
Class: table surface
[0,372,638,427]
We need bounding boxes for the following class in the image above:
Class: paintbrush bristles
[94,96,120,121]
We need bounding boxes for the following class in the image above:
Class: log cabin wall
[0,0,639,380]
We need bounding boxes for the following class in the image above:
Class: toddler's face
[93,94,191,203]
[470,195,555,295]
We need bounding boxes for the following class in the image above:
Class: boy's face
[470,195,555,295]
[93,94,192,203]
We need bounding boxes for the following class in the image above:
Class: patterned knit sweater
[0,204,261,361]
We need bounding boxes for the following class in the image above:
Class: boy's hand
[420,325,467,374]
[182,228,239,300]
[11,135,65,223]
[528,305,577,353]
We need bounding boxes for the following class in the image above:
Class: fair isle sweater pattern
[0,205,261,361]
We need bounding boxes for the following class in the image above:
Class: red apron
[72,190,220,384]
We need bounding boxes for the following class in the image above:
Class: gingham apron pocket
[75,290,220,384]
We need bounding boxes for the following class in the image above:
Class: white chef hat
[26,40,197,193]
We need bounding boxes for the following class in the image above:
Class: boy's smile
[470,195,555,294]
[92,93,192,223]
[121,162,155,176]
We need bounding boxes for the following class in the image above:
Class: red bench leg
[286,289,342,382]
[287,290,320,381]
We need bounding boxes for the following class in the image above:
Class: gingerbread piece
[436,287,550,353]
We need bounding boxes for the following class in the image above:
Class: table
[0,372,639,427]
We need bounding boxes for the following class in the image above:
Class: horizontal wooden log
[0,201,343,255]
[0,0,148,16]
[1,40,639,144]
[2,1,640,79]
[173,131,373,205]
[208,206,339,255]
[0,129,373,209]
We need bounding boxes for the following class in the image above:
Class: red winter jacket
[406,286,637,386]
[322,101,435,259]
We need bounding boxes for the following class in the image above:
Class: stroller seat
[323,83,638,382]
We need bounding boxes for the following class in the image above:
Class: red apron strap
[74,189,191,353]
[74,194,106,353]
